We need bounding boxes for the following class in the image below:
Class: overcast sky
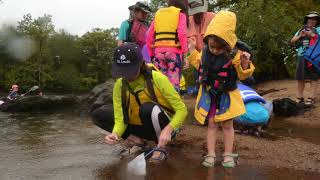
[0,0,143,36]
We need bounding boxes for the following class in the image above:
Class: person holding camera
[291,11,320,105]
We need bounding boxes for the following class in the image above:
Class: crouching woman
[91,43,188,162]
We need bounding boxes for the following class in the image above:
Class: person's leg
[153,52,168,75]
[306,79,319,104]
[297,80,305,100]
[138,102,171,161]
[311,80,318,98]
[91,105,114,133]
[166,52,182,92]
[205,118,219,164]
[91,105,134,141]
[295,56,305,102]
[221,120,235,163]
[138,102,171,141]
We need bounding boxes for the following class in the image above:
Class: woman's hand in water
[240,51,251,70]
[157,125,173,148]
[105,133,119,144]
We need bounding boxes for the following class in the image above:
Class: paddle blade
[127,153,146,176]
[30,86,39,91]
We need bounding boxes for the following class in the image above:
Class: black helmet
[304,11,320,25]
[129,2,151,13]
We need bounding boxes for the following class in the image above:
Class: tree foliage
[149,0,320,83]
[1,1,320,92]
[0,14,117,92]
[229,0,320,80]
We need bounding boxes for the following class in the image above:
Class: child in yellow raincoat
[187,11,255,168]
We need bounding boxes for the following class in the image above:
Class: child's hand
[188,37,196,52]
[240,51,251,69]
[183,58,190,70]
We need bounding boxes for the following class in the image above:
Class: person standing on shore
[187,0,215,94]
[146,0,188,92]
[188,11,255,168]
[291,11,320,105]
[117,2,151,48]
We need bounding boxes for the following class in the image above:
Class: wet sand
[0,80,319,179]
[178,79,320,173]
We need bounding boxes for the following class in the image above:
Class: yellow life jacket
[154,6,181,48]
[122,69,174,125]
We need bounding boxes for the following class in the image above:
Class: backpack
[121,66,174,124]
[304,37,320,73]
[126,20,148,48]
[272,98,301,117]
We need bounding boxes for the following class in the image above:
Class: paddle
[21,86,39,97]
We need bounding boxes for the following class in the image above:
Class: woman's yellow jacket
[112,71,187,136]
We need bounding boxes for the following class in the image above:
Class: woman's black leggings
[91,102,170,142]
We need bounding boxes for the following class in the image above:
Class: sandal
[305,97,315,105]
[295,97,304,104]
[148,147,167,163]
[222,153,239,168]
[201,155,216,168]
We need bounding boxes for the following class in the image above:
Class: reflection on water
[269,117,320,145]
[0,112,119,180]
[0,112,319,180]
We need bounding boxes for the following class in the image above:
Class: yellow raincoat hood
[204,11,237,49]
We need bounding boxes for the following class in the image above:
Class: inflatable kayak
[0,95,79,112]
[234,84,272,127]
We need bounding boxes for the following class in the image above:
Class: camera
[304,25,311,31]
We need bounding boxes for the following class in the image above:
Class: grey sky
[0,0,142,36]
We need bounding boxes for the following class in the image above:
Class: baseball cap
[111,43,144,79]
[188,0,208,16]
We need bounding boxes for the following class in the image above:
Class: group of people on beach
[90,0,320,169]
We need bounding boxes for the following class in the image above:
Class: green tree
[230,0,320,80]
[79,28,117,83]
[204,0,320,80]
[0,25,17,86]
[47,30,84,70]
[17,14,55,87]
[54,64,80,92]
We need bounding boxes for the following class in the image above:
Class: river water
[0,111,319,180]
